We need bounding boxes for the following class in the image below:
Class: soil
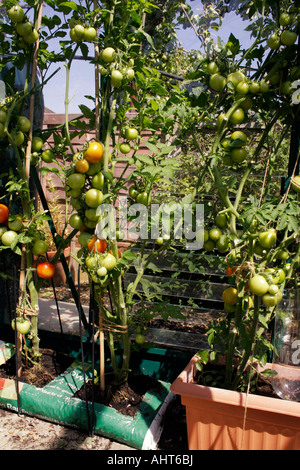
[194,362,279,399]
[74,372,163,417]
[0,348,73,387]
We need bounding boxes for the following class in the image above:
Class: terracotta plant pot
[170,353,300,450]
[46,247,71,286]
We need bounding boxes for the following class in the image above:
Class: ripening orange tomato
[87,237,107,253]
[84,141,104,163]
[75,158,90,173]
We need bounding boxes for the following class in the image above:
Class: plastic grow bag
[0,346,191,449]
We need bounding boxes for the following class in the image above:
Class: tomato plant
[175,0,300,393]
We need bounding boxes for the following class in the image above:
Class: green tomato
[227,71,245,87]
[101,47,115,63]
[222,286,237,305]
[0,110,6,124]
[85,207,99,221]
[83,27,97,42]
[280,30,297,46]
[258,229,276,249]
[277,249,289,261]
[224,302,236,313]
[230,130,247,146]
[125,128,138,140]
[32,136,44,151]
[2,230,18,246]
[267,33,281,50]
[84,218,97,229]
[70,197,82,211]
[269,72,281,86]
[207,61,219,74]
[216,235,230,253]
[249,81,260,94]
[262,292,281,308]
[9,130,24,146]
[135,333,146,345]
[100,253,117,271]
[268,284,279,295]
[33,239,49,255]
[279,13,292,27]
[129,186,138,200]
[97,266,107,277]
[85,254,98,270]
[86,161,102,176]
[281,81,292,95]
[69,213,84,229]
[229,107,245,124]
[203,239,215,251]
[67,173,85,190]
[18,116,31,133]
[209,227,222,241]
[276,268,286,283]
[236,81,249,95]
[42,149,55,163]
[16,21,33,37]
[215,213,228,229]
[8,216,23,231]
[259,80,269,93]
[111,70,123,87]
[120,142,131,154]
[231,147,247,163]
[85,188,103,208]
[136,191,149,206]
[249,274,269,296]
[291,175,300,193]
[24,28,39,44]
[67,187,82,198]
[8,5,25,22]
[126,68,135,80]
[11,318,31,335]
[209,74,226,92]
[92,172,104,189]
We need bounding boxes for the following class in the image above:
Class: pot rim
[170,353,300,417]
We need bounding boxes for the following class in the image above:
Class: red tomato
[37,262,55,279]
[0,204,9,224]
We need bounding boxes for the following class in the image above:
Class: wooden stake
[99,308,105,392]
[94,1,100,141]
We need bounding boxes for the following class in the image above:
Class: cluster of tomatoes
[0,202,55,282]
[224,224,293,311]
[69,17,97,43]
[67,140,120,283]
[267,13,299,50]
[6,4,39,47]
[0,108,31,148]
[202,213,230,254]
[206,9,300,168]
[222,266,286,314]
[98,47,135,89]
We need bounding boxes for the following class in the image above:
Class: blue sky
[43,1,252,114]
